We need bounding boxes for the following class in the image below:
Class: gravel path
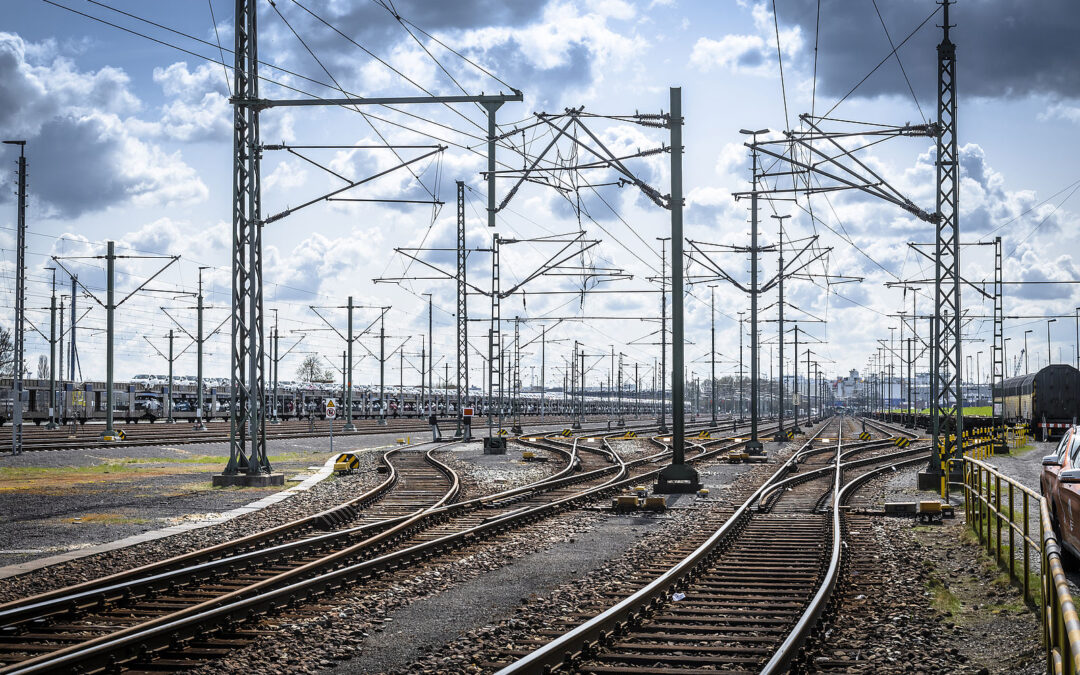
[0,447,386,602]
[0,432,416,571]
[435,443,563,500]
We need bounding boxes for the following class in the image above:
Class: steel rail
[0,416,658,452]
[760,439,930,507]
[492,419,836,674]
[0,425,649,641]
[763,444,932,672]
[0,418,713,626]
[3,421,776,674]
[0,438,579,628]
[0,446,461,674]
[0,446,402,619]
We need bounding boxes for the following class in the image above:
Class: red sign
[463,407,474,417]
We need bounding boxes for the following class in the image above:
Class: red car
[1041,426,1080,557]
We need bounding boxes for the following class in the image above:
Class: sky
[1,0,1078,391]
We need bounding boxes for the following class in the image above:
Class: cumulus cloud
[1040,101,1080,125]
[688,4,800,76]
[0,34,208,217]
[28,113,208,217]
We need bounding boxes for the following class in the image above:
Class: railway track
[0,416,662,453]
[492,416,930,674]
[0,417,769,673]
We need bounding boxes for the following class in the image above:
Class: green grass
[887,405,992,416]
[0,462,154,480]
[1009,443,1039,457]
[960,522,1042,607]
[927,575,963,615]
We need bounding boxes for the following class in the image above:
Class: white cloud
[689,35,768,73]
[1040,100,1080,125]
[0,35,208,217]
[688,3,802,76]
[265,161,310,191]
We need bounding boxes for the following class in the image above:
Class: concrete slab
[212,472,286,487]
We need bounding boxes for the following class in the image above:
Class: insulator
[901,122,941,138]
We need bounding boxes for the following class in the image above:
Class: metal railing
[961,457,1080,674]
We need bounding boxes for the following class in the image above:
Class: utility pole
[223,0,520,481]
[6,140,26,455]
[455,181,469,436]
[738,311,745,420]
[634,361,639,417]
[55,242,178,441]
[511,317,523,433]
[143,329,183,424]
[426,292,434,417]
[269,310,279,425]
[345,297,357,430]
[486,233,502,446]
[69,273,78,381]
[166,330,175,423]
[741,128,768,455]
[709,285,718,426]
[380,309,387,425]
[790,325,802,433]
[46,267,58,429]
[929,0,963,485]
[617,351,624,426]
[657,236,669,434]
[58,294,65,423]
[654,87,700,493]
[540,325,546,419]
[196,267,209,430]
[772,213,789,441]
[161,275,222,430]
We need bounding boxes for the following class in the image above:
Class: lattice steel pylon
[931,0,962,471]
[455,181,469,436]
[224,0,271,479]
[511,317,522,434]
[487,233,502,441]
[992,235,1005,450]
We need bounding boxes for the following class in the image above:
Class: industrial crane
[1013,349,1025,377]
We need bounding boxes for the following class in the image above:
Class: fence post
[1023,493,1030,604]
[996,474,1003,565]
[967,460,976,524]
[1008,482,1015,583]
[977,466,985,545]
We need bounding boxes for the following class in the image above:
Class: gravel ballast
[0,444,388,602]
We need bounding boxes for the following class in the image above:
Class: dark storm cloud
[264,0,542,85]
[779,0,1080,101]
[305,0,541,44]
[30,116,138,217]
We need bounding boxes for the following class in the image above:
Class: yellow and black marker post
[858,431,871,441]
[334,453,361,475]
